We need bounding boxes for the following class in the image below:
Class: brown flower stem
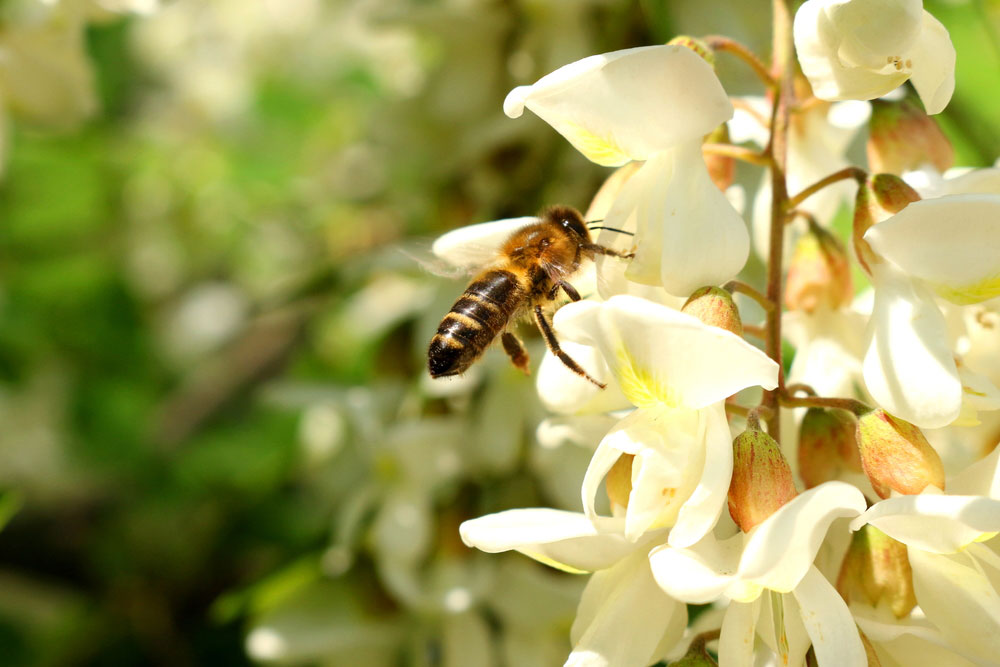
[760,0,796,440]
[742,324,766,340]
[732,97,770,126]
[704,35,777,88]
[785,382,817,397]
[780,392,871,416]
[724,279,776,312]
[786,167,867,210]
[702,142,772,166]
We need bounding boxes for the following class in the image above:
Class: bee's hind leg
[583,243,634,260]
[532,305,606,389]
[501,332,531,375]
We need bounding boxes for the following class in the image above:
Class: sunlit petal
[791,566,867,666]
[852,495,1000,553]
[504,45,732,166]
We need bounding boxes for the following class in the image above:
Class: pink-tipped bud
[798,408,862,488]
[605,453,634,513]
[785,223,853,313]
[853,174,921,274]
[856,409,945,498]
[667,36,715,67]
[837,524,917,619]
[682,286,743,336]
[867,98,954,176]
[728,429,798,532]
[703,124,734,192]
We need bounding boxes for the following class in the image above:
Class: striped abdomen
[428,269,525,378]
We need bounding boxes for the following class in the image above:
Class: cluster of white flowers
[439,1,1000,665]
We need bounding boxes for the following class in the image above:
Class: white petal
[791,566,866,666]
[431,217,538,269]
[536,414,620,450]
[567,550,685,667]
[669,403,733,548]
[909,548,1000,664]
[852,495,1000,553]
[648,533,743,604]
[718,599,760,667]
[864,195,1000,305]
[794,0,910,103]
[739,482,866,592]
[824,0,924,69]
[612,142,750,296]
[459,509,633,573]
[554,295,779,410]
[505,45,733,166]
[581,436,629,524]
[904,12,956,115]
[949,444,1000,498]
[536,342,631,416]
[863,264,961,428]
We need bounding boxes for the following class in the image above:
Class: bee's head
[544,205,590,241]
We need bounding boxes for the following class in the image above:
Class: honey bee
[427,206,632,388]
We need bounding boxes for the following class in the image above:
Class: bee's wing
[431,216,539,270]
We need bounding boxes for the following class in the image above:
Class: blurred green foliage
[0,1,996,665]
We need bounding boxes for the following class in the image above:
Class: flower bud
[703,124,734,192]
[837,524,917,619]
[681,286,743,336]
[784,223,853,313]
[867,98,954,176]
[856,409,945,498]
[728,429,798,532]
[798,408,862,488]
[667,36,715,67]
[853,174,921,274]
[605,453,634,513]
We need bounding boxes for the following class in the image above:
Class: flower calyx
[856,408,945,498]
[681,286,743,336]
[667,35,716,67]
[837,523,917,619]
[785,221,853,313]
[867,97,954,175]
[728,427,798,532]
[853,174,921,273]
[798,408,862,488]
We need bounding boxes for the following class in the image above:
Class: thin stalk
[761,0,795,439]
[704,35,777,88]
[780,393,870,417]
[786,167,866,210]
[725,280,776,312]
[702,143,772,167]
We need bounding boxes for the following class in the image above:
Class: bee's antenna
[587,225,634,236]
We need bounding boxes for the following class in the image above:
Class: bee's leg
[547,280,581,302]
[583,243,635,260]
[501,332,530,375]
[532,305,606,389]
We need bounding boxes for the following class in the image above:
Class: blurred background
[0,0,997,664]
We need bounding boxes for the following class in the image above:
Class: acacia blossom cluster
[440,1,1000,665]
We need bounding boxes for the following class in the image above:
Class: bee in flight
[427,205,632,388]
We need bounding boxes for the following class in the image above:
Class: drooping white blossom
[504,45,748,296]
[794,0,955,114]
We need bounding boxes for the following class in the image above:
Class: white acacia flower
[505,44,748,296]
[794,0,955,114]
[553,295,779,547]
[649,482,868,666]
[862,195,1000,428]
[459,510,688,667]
[851,446,1000,663]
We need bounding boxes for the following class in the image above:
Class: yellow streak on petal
[973,531,999,544]
[522,551,588,574]
[614,345,680,409]
[560,120,633,167]
[932,273,1000,305]
[728,579,764,603]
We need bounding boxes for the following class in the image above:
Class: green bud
[729,429,798,532]
[798,408,862,488]
[856,409,945,498]
[682,286,743,336]
[837,524,917,619]
[853,174,921,274]
[868,98,954,175]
